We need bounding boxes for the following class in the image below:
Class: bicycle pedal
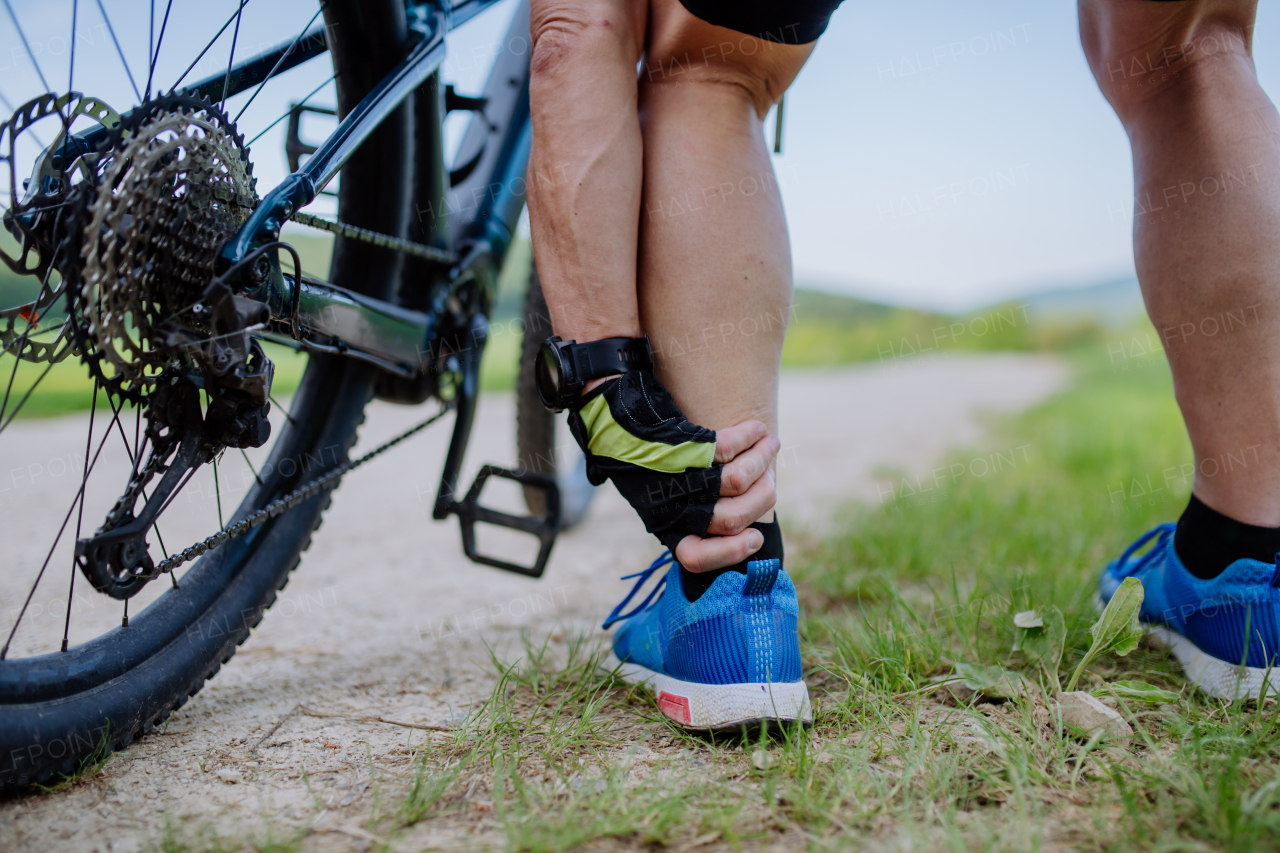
[448,465,560,578]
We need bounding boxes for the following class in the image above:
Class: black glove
[567,370,721,553]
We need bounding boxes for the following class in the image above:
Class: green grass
[262,343,1278,853]
[117,340,1280,847]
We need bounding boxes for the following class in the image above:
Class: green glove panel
[567,370,721,553]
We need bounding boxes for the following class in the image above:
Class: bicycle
[0,0,591,790]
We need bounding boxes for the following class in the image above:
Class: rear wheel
[516,263,596,528]
[0,0,418,790]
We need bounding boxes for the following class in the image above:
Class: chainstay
[291,211,458,265]
[150,403,455,576]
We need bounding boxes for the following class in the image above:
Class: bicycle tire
[0,0,415,791]
[516,263,596,528]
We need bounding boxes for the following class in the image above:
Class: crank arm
[426,309,561,578]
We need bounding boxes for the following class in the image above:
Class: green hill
[1,223,1110,418]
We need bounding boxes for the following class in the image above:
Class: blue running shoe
[1099,523,1280,699]
[603,552,812,729]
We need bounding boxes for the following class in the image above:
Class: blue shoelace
[1114,522,1176,578]
[601,551,674,630]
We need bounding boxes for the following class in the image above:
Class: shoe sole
[1151,626,1280,701]
[606,653,812,730]
[1094,594,1280,700]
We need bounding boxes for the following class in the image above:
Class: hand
[674,420,779,572]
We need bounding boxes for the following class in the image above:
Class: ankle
[1173,493,1280,580]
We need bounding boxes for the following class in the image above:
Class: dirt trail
[0,353,1067,852]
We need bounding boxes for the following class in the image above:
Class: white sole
[1093,593,1280,701]
[606,653,812,730]
[1151,626,1280,701]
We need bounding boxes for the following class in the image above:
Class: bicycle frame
[196,0,531,372]
[199,0,555,575]
[50,0,552,574]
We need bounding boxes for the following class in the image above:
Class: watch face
[535,343,562,408]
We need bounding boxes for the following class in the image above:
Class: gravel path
[0,352,1067,852]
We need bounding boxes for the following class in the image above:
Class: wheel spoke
[247,73,335,147]
[0,345,26,423]
[133,404,142,467]
[214,454,224,529]
[144,0,175,102]
[240,447,263,487]
[234,6,323,123]
[68,0,78,93]
[147,0,154,96]
[61,379,99,653]
[0,267,58,421]
[1,394,127,659]
[171,1,254,93]
[154,463,202,523]
[93,0,141,103]
[219,0,249,112]
[0,349,62,436]
[105,399,171,563]
[0,0,50,92]
[269,391,297,425]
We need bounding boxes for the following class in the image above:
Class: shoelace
[601,551,674,630]
[1115,522,1176,578]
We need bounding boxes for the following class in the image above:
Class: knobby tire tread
[0,0,414,794]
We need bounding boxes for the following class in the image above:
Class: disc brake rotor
[0,92,122,363]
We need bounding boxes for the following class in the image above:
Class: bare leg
[638,2,812,442]
[527,0,784,569]
[527,0,647,343]
[1081,0,1280,525]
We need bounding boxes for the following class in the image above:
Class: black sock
[679,519,783,602]
[1173,493,1280,580]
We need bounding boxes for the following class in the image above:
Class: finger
[714,420,767,463]
[720,435,779,497]
[707,469,776,536]
[674,528,765,573]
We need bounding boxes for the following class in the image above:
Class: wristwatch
[534,335,653,412]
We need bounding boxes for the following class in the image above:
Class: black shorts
[678,0,845,45]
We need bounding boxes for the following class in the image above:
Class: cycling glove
[567,370,721,553]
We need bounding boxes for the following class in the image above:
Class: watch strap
[569,336,653,382]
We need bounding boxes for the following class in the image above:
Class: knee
[643,18,812,118]
[1079,0,1257,120]
[529,0,643,82]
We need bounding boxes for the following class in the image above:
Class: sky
[2,0,1278,311]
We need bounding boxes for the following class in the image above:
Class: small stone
[1058,691,1133,742]
[751,749,773,770]
[215,768,240,783]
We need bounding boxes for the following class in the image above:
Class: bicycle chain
[0,90,475,601]
[143,213,464,576]
[290,211,458,265]
[149,403,453,577]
